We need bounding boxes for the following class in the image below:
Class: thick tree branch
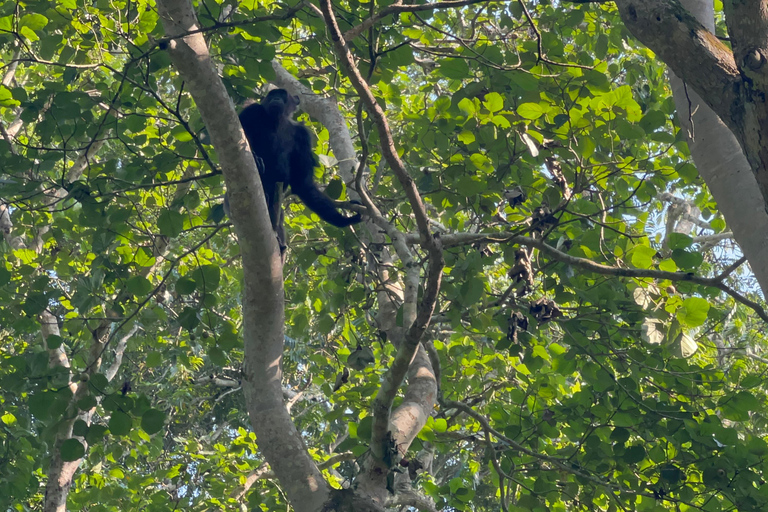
[385,490,439,512]
[155,1,329,511]
[614,0,740,128]
[104,324,137,381]
[721,1,768,84]
[659,0,768,297]
[41,309,126,512]
[615,1,768,209]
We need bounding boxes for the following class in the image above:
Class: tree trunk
[670,0,768,295]
[618,0,768,296]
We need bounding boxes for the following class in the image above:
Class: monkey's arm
[288,125,361,228]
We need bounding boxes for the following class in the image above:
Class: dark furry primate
[238,89,361,246]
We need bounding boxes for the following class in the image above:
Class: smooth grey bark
[669,0,768,295]
[616,0,768,297]
[155,2,330,511]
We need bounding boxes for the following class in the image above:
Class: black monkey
[238,89,361,241]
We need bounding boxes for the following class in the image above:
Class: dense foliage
[1,0,767,510]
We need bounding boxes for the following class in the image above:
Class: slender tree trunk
[155,1,333,510]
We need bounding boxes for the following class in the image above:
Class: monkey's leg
[276,207,287,263]
[271,184,287,255]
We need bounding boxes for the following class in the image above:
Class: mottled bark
[155,1,330,511]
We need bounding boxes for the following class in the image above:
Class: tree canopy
[2,0,768,511]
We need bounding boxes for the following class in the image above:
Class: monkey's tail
[292,182,362,227]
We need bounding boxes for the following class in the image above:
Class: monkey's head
[264,89,300,118]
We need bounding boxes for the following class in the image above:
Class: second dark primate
[238,89,361,242]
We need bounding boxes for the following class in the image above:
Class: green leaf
[157,210,185,238]
[610,427,630,444]
[356,416,372,440]
[517,103,546,120]
[482,92,503,113]
[70,422,88,440]
[385,45,414,67]
[728,391,760,413]
[660,465,683,484]
[438,58,469,79]
[190,265,221,292]
[176,276,197,295]
[532,345,549,361]
[45,334,64,350]
[14,248,37,264]
[433,418,447,433]
[89,374,109,394]
[60,439,85,461]
[575,136,596,158]
[677,162,698,183]
[667,233,692,249]
[639,110,667,133]
[178,307,199,330]
[209,346,226,366]
[457,97,475,115]
[457,131,475,145]
[711,217,726,232]
[630,245,655,269]
[623,445,646,464]
[170,125,194,142]
[29,391,55,419]
[676,297,710,328]
[613,119,644,140]
[141,408,166,435]
[454,487,475,502]
[658,258,677,272]
[19,26,40,42]
[1,411,16,425]
[23,292,48,316]
[325,177,344,199]
[77,395,97,411]
[0,85,19,107]
[126,276,153,296]
[85,424,108,446]
[490,114,511,128]
[671,248,703,269]
[108,411,132,436]
[20,13,48,30]
[741,375,762,389]
[134,247,157,267]
[553,113,569,127]
[459,277,484,306]
[146,352,163,367]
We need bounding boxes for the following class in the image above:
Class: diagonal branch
[320,0,445,472]
[319,0,435,248]
[413,232,768,323]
